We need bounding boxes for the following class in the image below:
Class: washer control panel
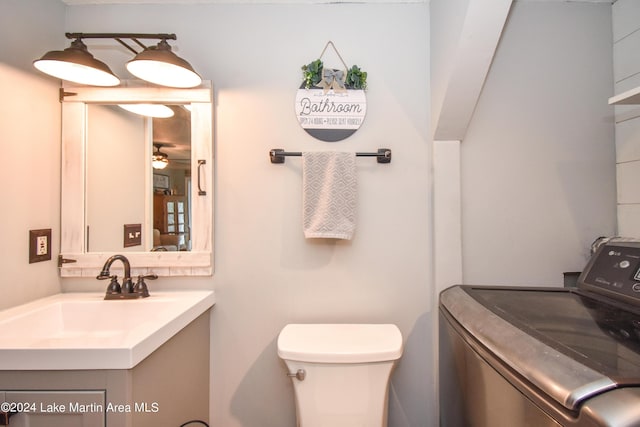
[581,242,640,301]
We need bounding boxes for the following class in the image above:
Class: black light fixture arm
[64,33,178,54]
[65,32,177,41]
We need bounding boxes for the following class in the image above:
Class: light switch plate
[124,224,142,248]
[29,229,52,263]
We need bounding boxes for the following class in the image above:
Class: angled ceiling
[431,0,513,141]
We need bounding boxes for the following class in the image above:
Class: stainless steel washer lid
[440,286,616,411]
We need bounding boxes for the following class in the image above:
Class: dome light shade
[118,104,175,118]
[152,157,169,169]
[33,39,120,87]
[152,145,170,169]
[126,40,201,88]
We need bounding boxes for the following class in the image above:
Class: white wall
[461,1,616,286]
[613,0,640,236]
[63,3,433,427]
[0,0,65,310]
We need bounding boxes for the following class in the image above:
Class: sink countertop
[0,290,215,370]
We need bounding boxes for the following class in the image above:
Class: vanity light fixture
[34,33,201,88]
[127,39,202,88]
[33,38,120,87]
[152,144,170,170]
[118,104,175,118]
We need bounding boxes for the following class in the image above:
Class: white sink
[0,291,215,370]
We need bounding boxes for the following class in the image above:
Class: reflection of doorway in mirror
[153,193,190,251]
[151,105,192,251]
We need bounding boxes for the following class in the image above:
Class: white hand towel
[302,151,357,240]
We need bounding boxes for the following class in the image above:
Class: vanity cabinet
[0,311,210,427]
[0,391,105,426]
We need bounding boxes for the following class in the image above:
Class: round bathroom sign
[295,88,367,142]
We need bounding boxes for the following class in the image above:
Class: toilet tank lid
[277,324,403,363]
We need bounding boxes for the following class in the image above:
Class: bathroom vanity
[0,291,214,427]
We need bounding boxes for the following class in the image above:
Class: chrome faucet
[96,254,157,300]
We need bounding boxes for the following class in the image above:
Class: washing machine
[439,240,640,426]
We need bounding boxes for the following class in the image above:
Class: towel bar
[270,148,391,164]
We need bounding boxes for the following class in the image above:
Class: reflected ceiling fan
[152,106,191,171]
[152,143,191,171]
[152,143,171,169]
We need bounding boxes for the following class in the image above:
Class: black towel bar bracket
[269,148,392,164]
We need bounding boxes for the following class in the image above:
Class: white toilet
[277,324,403,427]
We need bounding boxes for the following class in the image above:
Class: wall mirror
[59,80,213,277]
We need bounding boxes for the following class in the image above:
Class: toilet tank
[277,324,403,427]
[277,324,403,364]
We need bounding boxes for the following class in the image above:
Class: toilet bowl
[277,324,403,427]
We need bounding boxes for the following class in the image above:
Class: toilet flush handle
[287,369,306,381]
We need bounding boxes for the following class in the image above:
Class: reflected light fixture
[152,144,169,170]
[34,33,201,88]
[118,104,175,118]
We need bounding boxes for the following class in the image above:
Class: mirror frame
[60,80,213,277]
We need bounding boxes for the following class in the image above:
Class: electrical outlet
[29,229,52,263]
[37,236,48,255]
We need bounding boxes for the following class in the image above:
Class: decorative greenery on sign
[346,65,367,90]
[301,59,368,91]
[302,59,323,89]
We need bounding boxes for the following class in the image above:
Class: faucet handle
[134,274,156,298]
[104,276,121,295]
